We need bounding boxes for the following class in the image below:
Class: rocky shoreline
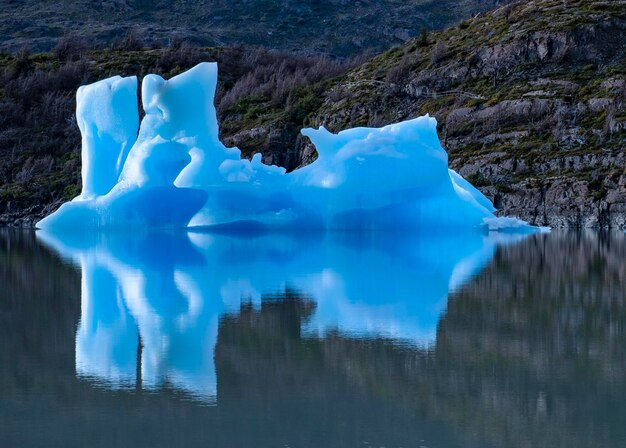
[452,151,626,229]
[0,201,63,228]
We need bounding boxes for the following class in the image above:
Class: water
[2,229,626,448]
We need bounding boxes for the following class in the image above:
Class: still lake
[2,228,626,448]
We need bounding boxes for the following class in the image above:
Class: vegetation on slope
[216,0,626,227]
[0,42,359,224]
[0,0,625,227]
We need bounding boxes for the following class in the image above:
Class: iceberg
[37,62,535,232]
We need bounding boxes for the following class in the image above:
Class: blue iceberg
[37,62,536,232]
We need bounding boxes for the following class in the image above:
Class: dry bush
[114,28,144,51]
[40,91,73,122]
[385,55,412,87]
[15,156,54,183]
[53,33,87,61]
[215,47,356,115]
[431,40,449,65]
[501,4,515,23]
[155,40,205,72]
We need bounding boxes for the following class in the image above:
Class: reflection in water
[5,230,626,447]
[37,229,521,403]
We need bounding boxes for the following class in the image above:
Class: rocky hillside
[1,0,625,228]
[320,0,626,228]
[0,0,513,56]
[0,44,365,226]
[231,0,626,228]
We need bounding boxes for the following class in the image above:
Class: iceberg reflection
[37,229,530,403]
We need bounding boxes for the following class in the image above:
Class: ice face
[76,75,139,200]
[37,62,535,232]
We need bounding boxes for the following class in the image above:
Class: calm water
[2,228,626,448]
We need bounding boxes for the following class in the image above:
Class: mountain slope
[236,0,624,228]
[1,0,514,56]
[1,0,625,228]
[305,0,626,228]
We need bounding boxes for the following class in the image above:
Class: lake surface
[2,228,626,448]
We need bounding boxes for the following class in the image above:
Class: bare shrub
[115,28,144,51]
[385,55,411,87]
[41,91,73,121]
[431,40,449,65]
[53,61,89,90]
[417,27,429,47]
[53,33,86,61]
[156,40,204,73]
[15,156,54,183]
[7,48,33,79]
[215,47,358,116]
